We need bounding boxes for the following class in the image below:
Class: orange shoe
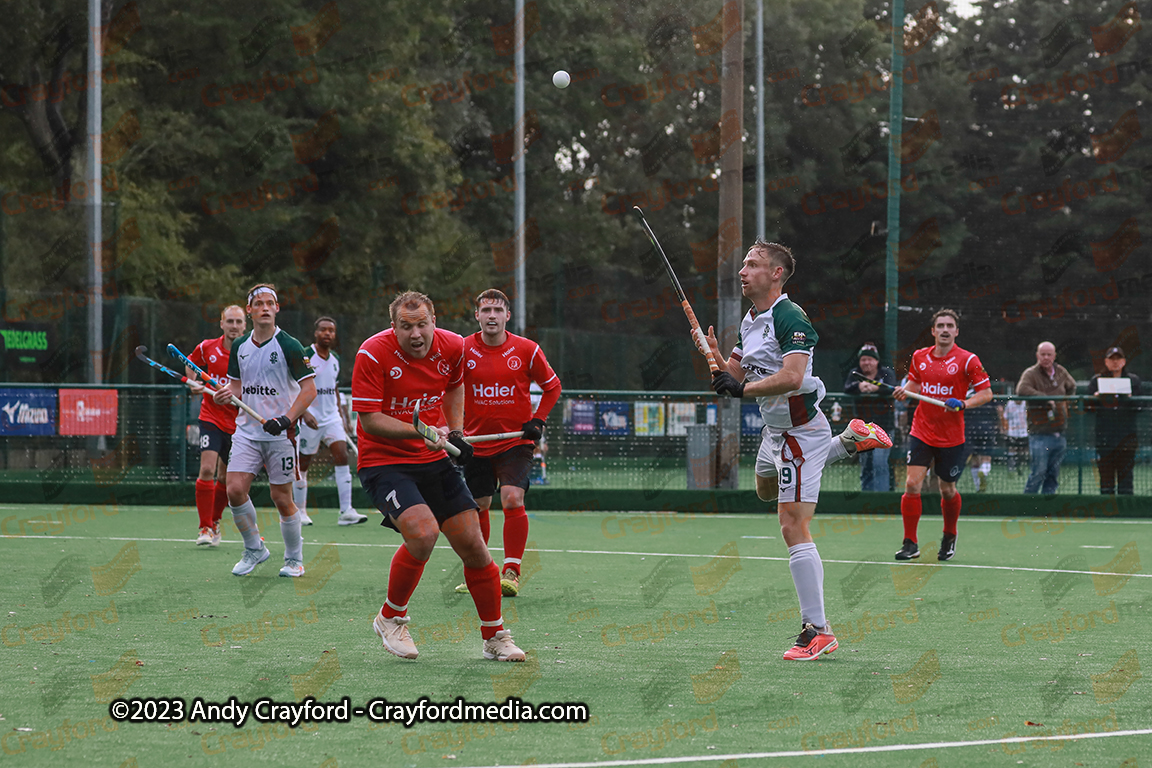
[783,623,838,661]
[841,419,893,453]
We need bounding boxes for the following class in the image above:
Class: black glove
[521,418,546,441]
[263,415,292,436]
[447,431,474,465]
[711,370,745,398]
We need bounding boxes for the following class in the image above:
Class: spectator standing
[844,343,897,491]
[1001,398,1029,473]
[1016,341,1077,495]
[1087,347,1143,495]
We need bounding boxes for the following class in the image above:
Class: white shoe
[298,510,314,526]
[338,508,368,526]
[196,527,213,546]
[279,558,305,577]
[483,629,526,662]
[210,526,222,547]
[232,546,270,576]
[373,613,419,659]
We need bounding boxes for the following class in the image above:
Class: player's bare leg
[227,471,270,575]
[897,465,929,561]
[373,505,440,659]
[496,484,528,596]
[442,510,525,661]
[779,501,837,660]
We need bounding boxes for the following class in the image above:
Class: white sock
[281,513,303,561]
[335,464,353,512]
[970,467,979,485]
[828,434,851,463]
[230,499,262,550]
[788,542,827,629]
[292,471,308,514]
[980,461,991,476]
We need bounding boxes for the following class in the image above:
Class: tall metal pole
[717,1,744,489]
[755,0,765,240]
[513,0,526,335]
[87,0,103,384]
[885,0,905,369]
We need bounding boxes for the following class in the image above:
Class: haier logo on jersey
[922,383,954,396]
[389,366,403,379]
[507,356,522,370]
[389,394,441,411]
[473,383,514,398]
[243,384,280,396]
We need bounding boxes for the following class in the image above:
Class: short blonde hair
[389,291,435,322]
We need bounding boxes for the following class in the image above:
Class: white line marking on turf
[740,535,776,539]
[1081,545,1114,548]
[449,728,1152,768]
[3,536,1148,579]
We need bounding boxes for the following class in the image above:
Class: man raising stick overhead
[700,239,892,661]
[892,309,992,562]
[187,305,246,546]
[294,316,367,527]
[214,284,316,577]
[455,289,561,597]
[352,291,525,662]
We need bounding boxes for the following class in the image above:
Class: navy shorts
[464,445,534,499]
[358,460,477,532]
[198,420,233,463]
[907,436,967,483]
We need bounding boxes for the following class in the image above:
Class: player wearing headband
[187,304,246,546]
[294,316,366,527]
[892,309,992,562]
[213,283,316,578]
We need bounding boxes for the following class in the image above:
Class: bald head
[1036,341,1056,370]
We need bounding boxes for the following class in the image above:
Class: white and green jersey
[731,293,826,429]
[228,328,315,441]
[304,344,341,426]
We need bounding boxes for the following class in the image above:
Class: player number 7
[385,489,399,510]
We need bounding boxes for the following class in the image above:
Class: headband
[248,287,277,305]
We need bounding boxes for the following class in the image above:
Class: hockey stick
[135,346,213,390]
[463,431,526,443]
[851,371,950,409]
[163,343,268,424]
[412,399,461,457]
[631,206,720,374]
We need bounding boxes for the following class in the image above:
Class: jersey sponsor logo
[742,362,771,377]
[317,387,337,396]
[389,394,441,411]
[389,366,403,379]
[243,384,280,396]
[922,382,954,395]
[466,359,477,369]
[437,360,451,376]
[792,331,807,344]
[473,383,515,398]
[507,356,522,370]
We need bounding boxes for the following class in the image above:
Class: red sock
[942,492,962,536]
[464,561,503,639]
[195,480,214,528]
[380,545,427,619]
[478,507,491,545]
[212,482,228,527]
[502,506,528,575]
[901,494,922,542]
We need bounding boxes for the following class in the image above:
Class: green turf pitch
[3,503,1150,768]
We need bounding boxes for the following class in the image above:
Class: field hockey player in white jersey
[294,316,367,527]
[698,239,892,661]
[213,283,317,578]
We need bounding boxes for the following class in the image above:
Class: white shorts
[298,419,348,455]
[755,410,832,504]
[228,433,299,485]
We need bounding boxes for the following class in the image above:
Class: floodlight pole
[885,0,905,369]
[755,0,765,240]
[87,0,103,384]
[513,0,526,335]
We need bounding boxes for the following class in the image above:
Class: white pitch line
[2,535,1148,579]
[449,728,1152,768]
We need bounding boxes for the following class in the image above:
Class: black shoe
[938,533,957,561]
[895,538,920,561]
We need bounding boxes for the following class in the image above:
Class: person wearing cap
[1087,347,1142,495]
[1016,341,1078,495]
[844,344,897,491]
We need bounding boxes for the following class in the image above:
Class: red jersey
[352,328,464,466]
[462,332,561,457]
[906,344,991,447]
[189,336,238,433]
